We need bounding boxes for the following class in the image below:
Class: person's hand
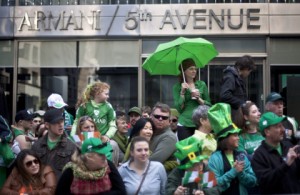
[234,160,244,173]
[286,145,299,166]
[197,97,204,105]
[194,190,205,195]
[181,83,189,94]
[174,185,187,195]
[102,135,110,143]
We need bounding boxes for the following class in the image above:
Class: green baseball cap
[81,138,113,160]
[174,137,208,170]
[170,108,179,118]
[128,107,142,116]
[208,103,240,140]
[259,112,286,133]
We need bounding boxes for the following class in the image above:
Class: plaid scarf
[64,162,112,194]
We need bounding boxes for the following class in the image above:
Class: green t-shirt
[225,153,234,166]
[47,137,61,150]
[13,128,25,137]
[238,132,265,155]
[265,142,282,156]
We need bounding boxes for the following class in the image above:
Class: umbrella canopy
[142,37,218,76]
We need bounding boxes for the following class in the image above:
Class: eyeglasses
[25,159,39,167]
[153,114,169,120]
[171,119,178,123]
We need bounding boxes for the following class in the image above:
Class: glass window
[270,38,300,65]
[96,67,138,112]
[0,41,13,123]
[144,72,178,108]
[209,63,263,110]
[18,41,76,67]
[79,41,139,67]
[17,41,139,118]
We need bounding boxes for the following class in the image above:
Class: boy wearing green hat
[251,112,300,194]
[207,103,256,195]
[166,136,220,195]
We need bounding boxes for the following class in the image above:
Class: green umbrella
[142,37,218,80]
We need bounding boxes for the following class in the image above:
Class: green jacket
[173,80,211,128]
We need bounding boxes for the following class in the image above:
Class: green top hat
[259,112,286,133]
[174,137,208,170]
[81,138,113,161]
[208,103,240,140]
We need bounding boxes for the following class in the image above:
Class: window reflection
[16,67,138,118]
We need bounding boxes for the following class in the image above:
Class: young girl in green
[71,81,117,142]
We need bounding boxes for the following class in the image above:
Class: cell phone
[236,153,245,162]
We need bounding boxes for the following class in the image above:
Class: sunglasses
[25,159,39,167]
[171,119,178,123]
[153,114,169,120]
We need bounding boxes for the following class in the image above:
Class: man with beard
[127,107,141,136]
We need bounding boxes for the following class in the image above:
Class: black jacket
[220,66,247,110]
[55,160,126,195]
[251,140,300,194]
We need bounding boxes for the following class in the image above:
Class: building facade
[0,2,300,124]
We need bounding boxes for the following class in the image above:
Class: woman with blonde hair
[71,81,117,143]
[1,149,56,194]
[72,115,120,167]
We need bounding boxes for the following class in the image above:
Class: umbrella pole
[181,63,186,83]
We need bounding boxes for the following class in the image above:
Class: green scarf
[112,132,128,153]
[64,162,108,180]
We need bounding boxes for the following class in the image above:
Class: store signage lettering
[18,10,101,31]
[18,8,260,31]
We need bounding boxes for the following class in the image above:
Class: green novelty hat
[174,137,208,170]
[81,138,113,161]
[259,112,286,133]
[207,103,241,140]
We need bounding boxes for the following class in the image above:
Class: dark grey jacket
[32,133,77,180]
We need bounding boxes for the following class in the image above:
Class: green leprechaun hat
[207,103,240,140]
[81,138,113,161]
[174,136,208,170]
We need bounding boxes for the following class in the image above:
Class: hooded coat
[220,66,247,110]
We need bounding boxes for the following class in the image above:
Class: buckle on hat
[188,152,196,160]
